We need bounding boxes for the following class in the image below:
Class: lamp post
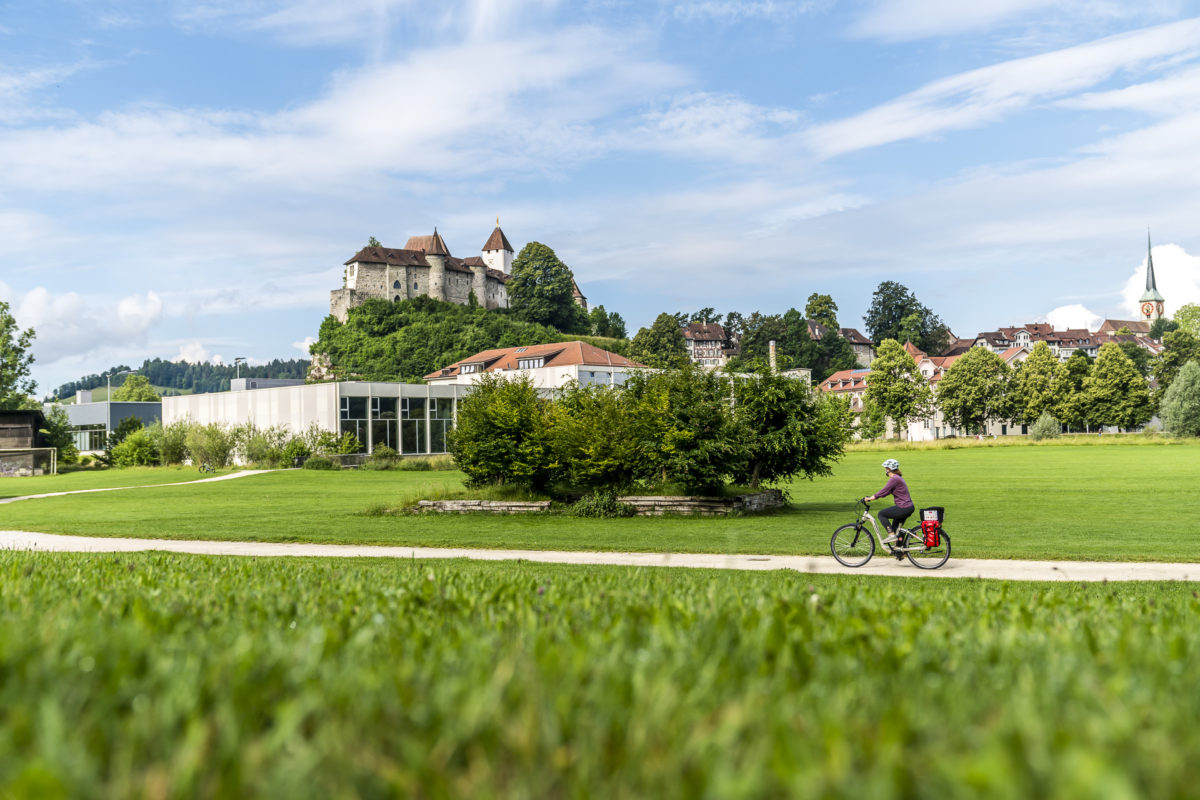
[234,357,246,379]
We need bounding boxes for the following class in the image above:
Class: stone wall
[417,500,551,514]
[617,490,784,517]
[331,263,510,320]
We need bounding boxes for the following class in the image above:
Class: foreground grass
[2,441,1198,562]
[1,552,1196,798]
[0,466,234,500]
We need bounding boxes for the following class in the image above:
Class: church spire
[1139,229,1165,321]
[1145,230,1159,294]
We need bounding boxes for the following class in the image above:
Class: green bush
[550,382,642,493]
[235,424,291,468]
[569,491,636,518]
[1029,411,1062,441]
[449,373,555,490]
[396,457,432,471]
[300,423,340,455]
[110,429,160,467]
[302,455,338,470]
[148,420,190,465]
[185,423,234,467]
[282,437,311,465]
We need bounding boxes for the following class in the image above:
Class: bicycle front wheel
[904,530,951,569]
[831,523,875,567]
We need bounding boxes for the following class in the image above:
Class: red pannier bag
[919,507,944,548]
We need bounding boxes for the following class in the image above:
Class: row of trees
[449,365,854,496]
[863,331,1200,438]
[51,358,310,401]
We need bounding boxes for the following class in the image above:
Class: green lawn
[1,552,1196,798]
[2,441,1198,561]
[0,465,236,500]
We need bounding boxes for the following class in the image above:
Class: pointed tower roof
[482,219,513,253]
[1140,230,1165,303]
[403,228,450,256]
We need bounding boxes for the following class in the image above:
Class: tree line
[50,357,311,401]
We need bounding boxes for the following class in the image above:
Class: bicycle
[198,462,216,474]
[830,499,951,570]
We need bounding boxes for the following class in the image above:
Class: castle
[330,223,515,322]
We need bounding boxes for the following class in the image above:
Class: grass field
[1,552,1196,798]
[2,441,1198,561]
[0,466,234,500]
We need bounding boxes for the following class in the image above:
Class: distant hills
[50,357,310,401]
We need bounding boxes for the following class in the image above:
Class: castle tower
[405,229,450,302]
[1139,231,1165,322]
[481,218,514,275]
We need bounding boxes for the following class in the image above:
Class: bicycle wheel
[831,523,875,567]
[904,530,951,569]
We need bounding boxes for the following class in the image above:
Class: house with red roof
[425,341,648,389]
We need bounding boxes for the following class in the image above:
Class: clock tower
[1139,231,1165,322]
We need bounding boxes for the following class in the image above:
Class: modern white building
[163,381,472,455]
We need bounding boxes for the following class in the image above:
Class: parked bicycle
[831,499,951,569]
[198,462,216,474]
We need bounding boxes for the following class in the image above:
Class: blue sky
[4,0,1200,393]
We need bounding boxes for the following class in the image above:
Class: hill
[51,357,310,401]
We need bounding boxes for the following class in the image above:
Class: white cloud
[1043,304,1103,331]
[1121,243,1200,318]
[9,287,163,367]
[175,342,225,365]
[292,336,317,355]
[672,1,819,22]
[806,17,1200,158]
[632,92,802,163]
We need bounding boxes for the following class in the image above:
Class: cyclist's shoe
[882,532,899,544]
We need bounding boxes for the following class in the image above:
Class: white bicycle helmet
[882,458,900,470]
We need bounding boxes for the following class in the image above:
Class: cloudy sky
[4,0,1200,393]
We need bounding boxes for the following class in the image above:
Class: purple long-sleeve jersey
[870,475,913,508]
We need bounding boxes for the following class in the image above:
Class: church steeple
[1139,230,1165,322]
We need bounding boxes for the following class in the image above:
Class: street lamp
[234,357,247,379]
[106,369,134,400]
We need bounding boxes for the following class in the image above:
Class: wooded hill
[51,357,310,400]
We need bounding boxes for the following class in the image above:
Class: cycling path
[0,530,1195,582]
[0,470,273,505]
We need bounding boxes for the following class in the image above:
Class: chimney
[768,340,777,373]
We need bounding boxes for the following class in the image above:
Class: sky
[3,0,1200,394]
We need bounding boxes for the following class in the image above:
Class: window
[393,280,401,289]
[371,397,398,452]
[517,358,544,369]
[401,397,427,454]
[339,396,368,451]
[461,364,477,374]
[394,295,401,302]
[429,397,454,453]
[413,282,418,290]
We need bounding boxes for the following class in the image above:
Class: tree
[550,382,643,493]
[1007,341,1064,424]
[40,405,79,464]
[858,395,887,440]
[448,373,555,489]
[629,313,688,368]
[1080,342,1153,430]
[111,374,161,401]
[1053,350,1093,431]
[811,329,858,383]
[804,293,839,330]
[0,299,36,409]
[588,305,627,339]
[689,307,720,324]
[935,347,1012,434]
[1117,341,1151,377]
[1152,330,1200,404]
[1161,360,1200,437]
[507,242,588,333]
[1175,303,1200,336]
[1149,317,1179,340]
[730,371,853,487]
[367,236,382,248]
[864,339,932,439]
[863,281,950,355]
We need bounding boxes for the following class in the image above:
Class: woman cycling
[863,458,914,543]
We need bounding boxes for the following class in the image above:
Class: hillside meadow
[2,552,1198,798]
[2,441,1198,562]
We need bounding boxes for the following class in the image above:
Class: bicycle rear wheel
[904,530,951,569]
[831,523,875,567]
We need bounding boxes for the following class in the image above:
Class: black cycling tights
[878,504,914,535]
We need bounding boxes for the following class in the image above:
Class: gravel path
[1,530,1196,582]
[0,470,273,505]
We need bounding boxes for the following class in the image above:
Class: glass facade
[430,397,454,453]
[370,396,399,451]
[339,396,368,451]
[400,397,426,454]
[71,424,107,452]
[334,390,458,456]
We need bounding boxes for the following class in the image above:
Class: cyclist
[862,458,914,544]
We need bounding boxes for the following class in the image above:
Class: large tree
[1175,303,1200,337]
[935,347,1012,434]
[629,313,688,368]
[587,305,627,339]
[1081,342,1153,430]
[111,374,161,401]
[0,299,36,409]
[507,242,588,333]
[1152,330,1200,404]
[1052,349,1093,431]
[1007,341,1064,424]
[1161,360,1200,437]
[864,339,932,439]
[863,281,950,355]
[804,293,839,330]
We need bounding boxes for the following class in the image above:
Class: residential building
[426,341,648,389]
[839,328,875,367]
[682,322,729,367]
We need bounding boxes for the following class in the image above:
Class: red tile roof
[403,230,450,256]
[426,341,644,380]
[482,226,513,253]
[839,327,872,345]
[682,322,726,341]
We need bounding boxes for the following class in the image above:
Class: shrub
[302,455,338,470]
[396,457,432,471]
[149,420,191,465]
[282,438,311,466]
[1161,360,1200,437]
[111,429,160,467]
[1029,412,1062,441]
[569,491,636,518]
[337,432,364,454]
[449,373,555,490]
[362,445,400,470]
[235,424,291,468]
[185,423,234,467]
[550,382,642,493]
[301,423,340,455]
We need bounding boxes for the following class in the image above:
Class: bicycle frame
[853,503,912,551]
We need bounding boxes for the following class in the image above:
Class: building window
[400,397,427,454]
[517,358,544,369]
[338,396,368,451]
[429,397,454,453]
[370,396,398,452]
[413,282,418,290]
[461,364,477,374]
[393,280,401,289]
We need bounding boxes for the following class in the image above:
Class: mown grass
[0,466,234,500]
[0,552,1196,798]
[2,441,1197,562]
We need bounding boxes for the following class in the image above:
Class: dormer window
[461,364,478,374]
[517,358,544,369]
